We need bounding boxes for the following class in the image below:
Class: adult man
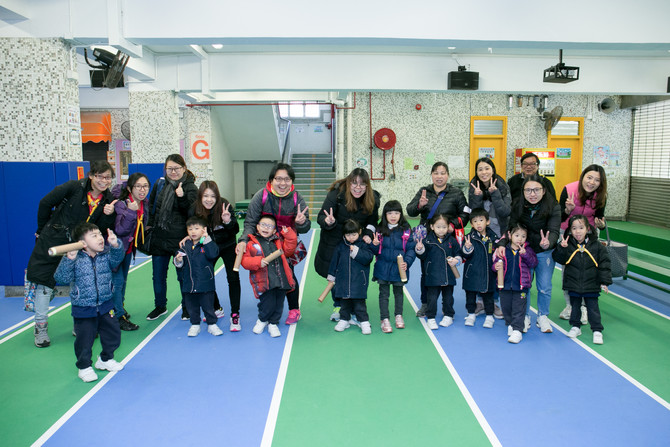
[507,152,556,199]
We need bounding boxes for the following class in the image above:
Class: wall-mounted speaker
[448,70,479,90]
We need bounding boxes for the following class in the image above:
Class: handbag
[24,269,36,312]
[603,223,628,278]
[454,217,465,246]
[287,239,307,266]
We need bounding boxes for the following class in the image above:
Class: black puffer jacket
[189,199,240,252]
[406,184,469,229]
[553,233,612,294]
[500,199,561,254]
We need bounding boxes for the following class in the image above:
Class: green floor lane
[271,241,493,447]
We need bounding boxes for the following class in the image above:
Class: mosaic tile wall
[0,38,81,161]
[345,92,631,219]
[128,91,181,165]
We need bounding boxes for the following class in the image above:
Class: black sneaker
[181,308,190,321]
[146,306,168,320]
[119,316,139,331]
[123,307,131,319]
[416,303,427,317]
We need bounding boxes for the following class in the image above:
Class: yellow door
[469,117,507,180]
[547,117,584,196]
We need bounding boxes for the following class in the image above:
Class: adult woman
[557,164,608,320]
[237,163,310,325]
[191,180,242,331]
[146,154,198,321]
[27,160,117,347]
[495,174,561,333]
[469,157,512,237]
[314,168,380,321]
[406,161,469,316]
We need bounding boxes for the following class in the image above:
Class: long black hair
[378,200,410,236]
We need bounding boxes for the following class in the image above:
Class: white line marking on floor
[260,230,316,447]
[404,288,502,447]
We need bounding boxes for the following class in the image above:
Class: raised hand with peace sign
[488,177,498,193]
[418,189,429,209]
[295,203,309,226]
[565,192,576,214]
[221,202,232,224]
[539,229,551,250]
[463,234,473,250]
[559,233,570,248]
[470,180,482,196]
[323,207,336,226]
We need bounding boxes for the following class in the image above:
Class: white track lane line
[260,230,315,447]
[405,287,502,446]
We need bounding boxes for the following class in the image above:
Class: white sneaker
[78,367,98,382]
[94,357,124,372]
[536,315,553,333]
[252,319,268,334]
[567,326,582,338]
[207,324,223,336]
[334,319,350,332]
[360,321,372,335]
[464,313,476,326]
[215,308,225,319]
[593,331,603,344]
[559,305,572,320]
[268,324,281,338]
[508,330,523,344]
[523,315,531,333]
[483,315,495,329]
[187,325,201,337]
[330,307,341,322]
[580,306,588,325]
[229,314,241,332]
[426,318,439,330]
[439,316,453,327]
[507,325,513,336]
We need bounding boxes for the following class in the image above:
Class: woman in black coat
[314,168,380,319]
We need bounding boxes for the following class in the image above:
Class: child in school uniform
[552,214,612,344]
[328,220,375,334]
[492,223,538,344]
[415,213,462,330]
[174,216,221,337]
[54,223,125,382]
[241,215,297,338]
[370,200,417,333]
[460,208,499,328]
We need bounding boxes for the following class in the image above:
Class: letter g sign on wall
[190,132,211,163]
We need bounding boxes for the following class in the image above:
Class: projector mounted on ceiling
[85,48,129,89]
[543,49,579,84]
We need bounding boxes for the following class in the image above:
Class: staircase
[291,153,336,219]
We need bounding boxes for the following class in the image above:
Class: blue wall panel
[0,163,11,285]
[128,163,164,186]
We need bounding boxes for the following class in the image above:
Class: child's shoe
[230,313,241,332]
[334,319,350,332]
[381,319,393,333]
[330,307,341,322]
[580,306,588,325]
[439,316,453,327]
[593,331,603,344]
[416,303,427,317]
[395,314,405,329]
[464,313,476,326]
[493,303,504,319]
[208,324,223,336]
[536,315,553,333]
[95,356,124,372]
[285,309,301,325]
[349,315,361,327]
[360,321,372,335]
[252,319,268,334]
[215,307,225,319]
[559,305,572,320]
[508,330,523,344]
[119,315,139,331]
[268,324,281,338]
[187,325,201,337]
[523,315,531,333]
[483,315,495,328]
[181,308,190,321]
[426,318,439,330]
[567,326,582,338]
[78,367,98,382]
[474,301,485,316]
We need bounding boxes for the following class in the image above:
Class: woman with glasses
[314,168,380,321]
[507,152,556,200]
[146,154,199,321]
[237,163,311,325]
[495,174,561,333]
[111,172,151,331]
[27,160,118,348]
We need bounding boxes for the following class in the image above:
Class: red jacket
[241,228,297,298]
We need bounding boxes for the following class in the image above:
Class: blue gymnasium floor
[1,230,669,446]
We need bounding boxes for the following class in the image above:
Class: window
[631,99,670,179]
[278,102,323,119]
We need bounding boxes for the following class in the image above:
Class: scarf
[133,199,144,248]
[156,177,180,230]
[86,192,103,222]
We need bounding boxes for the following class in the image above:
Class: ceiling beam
[107,0,143,58]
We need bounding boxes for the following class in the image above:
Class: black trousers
[258,288,285,325]
[569,294,604,332]
[213,248,242,314]
[339,298,369,322]
[425,285,454,319]
[465,291,494,315]
[285,263,300,311]
[73,310,121,370]
[184,291,217,325]
[499,290,527,332]
[379,282,404,320]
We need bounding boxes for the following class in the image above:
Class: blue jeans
[152,254,184,308]
[111,253,133,317]
[34,284,55,324]
[527,249,555,317]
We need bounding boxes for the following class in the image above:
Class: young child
[54,223,125,382]
[371,200,416,333]
[328,220,375,334]
[241,215,297,338]
[492,224,538,344]
[415,214,462,330]
[460,208,499,328]
[174,216,221,337]
[552,214,612,344]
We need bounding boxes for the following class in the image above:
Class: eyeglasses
[134,184,150,190]
[523,187,543,195]
[166,166,184,173]
[351,182,367,190]
[521,162,539,168]
[259,222,275,230]
[273,177,292,184]
[94,174,113,181]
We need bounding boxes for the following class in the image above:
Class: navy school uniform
[175,236,220,326]
[460,228,499,315]
[416,232,461,319]
[327,238,375,322]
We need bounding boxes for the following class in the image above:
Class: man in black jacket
[507,153,556,200]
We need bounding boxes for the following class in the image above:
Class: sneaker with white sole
[230,313,241,332]
[508,330,523,344]
[464,313,476,326]
[559,305,572,320]
[215,308,225,319]
[493,303,504,319]
[593,331,603,344]
[95,357,124,372]
[252,319,268,334]
[360,321,372,335]
[285,309,301,325]
[334,319,350,332]
[483,315,495,328]
[350,315,361,327]
[426,318,439,330]
[208,324,223,336]
[567,326,582,338]
[439,316,453,327]
[523,315,531,333]
[268,324,281,338]
[536,315,553,333]
[474,301,485,316]
[395,315,405,329]
[580,306,588,325]
[330,307,341,322]
[187,325,201,337]
[381,318,393,333]
[78,367,98,382]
